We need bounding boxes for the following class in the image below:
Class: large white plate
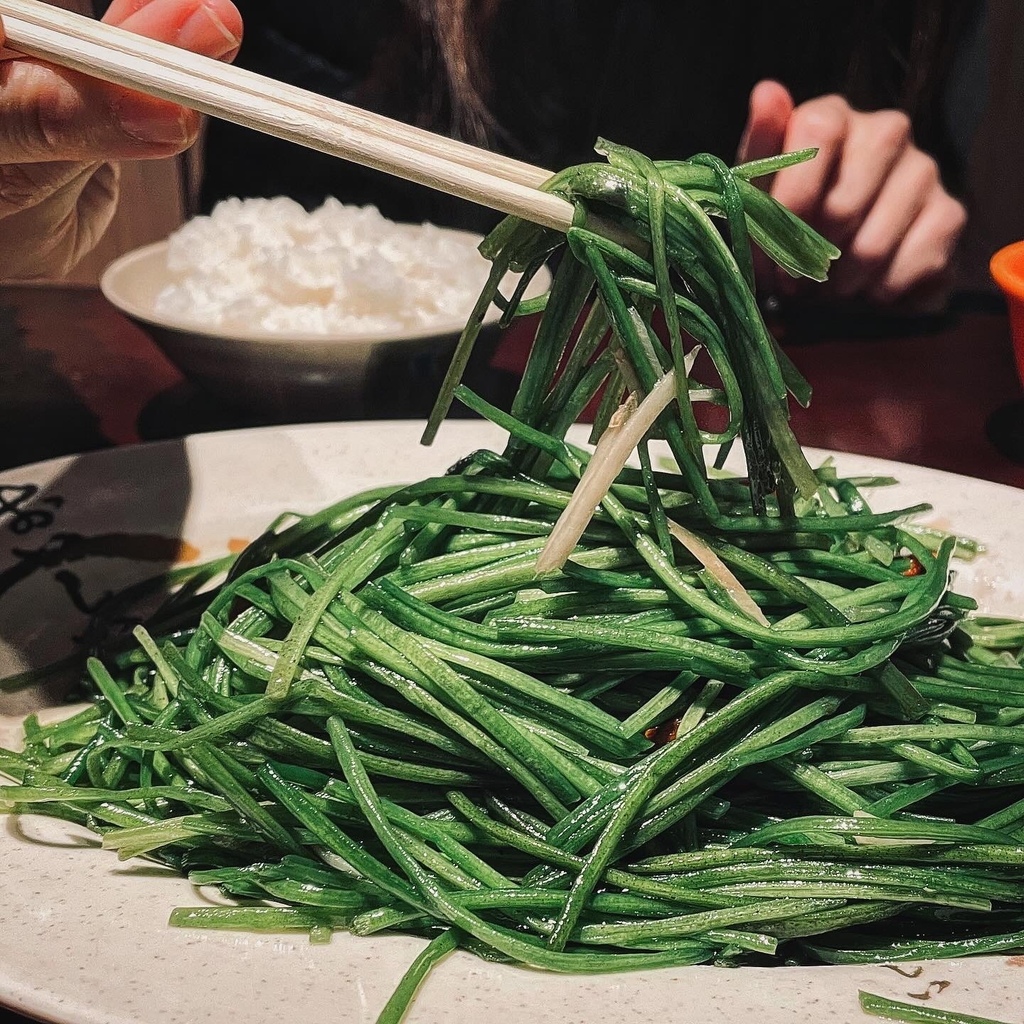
[2,421,1023,1024]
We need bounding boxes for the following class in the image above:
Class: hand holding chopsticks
[0,0,575,232]
[0,0,243,161]
[0,0,246,279]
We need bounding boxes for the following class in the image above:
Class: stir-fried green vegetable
[3,144,1024,1024]
[859,991,1016,1024]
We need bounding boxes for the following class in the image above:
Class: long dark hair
[842,1,971,151]
[360,0,502,144]
[380,0,969,161]
[200,1,974,228]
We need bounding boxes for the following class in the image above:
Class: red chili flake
[644,718,681,746]
[902,556,926,577]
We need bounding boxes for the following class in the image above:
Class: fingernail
[116,97,192,148]
[176,3,239,59]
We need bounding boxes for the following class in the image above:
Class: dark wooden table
[1,284,1022,486]
[0,285,1023,1024]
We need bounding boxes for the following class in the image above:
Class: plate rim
[1,419,1023,1024]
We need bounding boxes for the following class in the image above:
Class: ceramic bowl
[100,232,550,419]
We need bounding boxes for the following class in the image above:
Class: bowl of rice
[101,197,550,417]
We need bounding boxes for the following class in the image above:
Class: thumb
[0,60,197,163]
[0,0,243,165]
[737,80,795,164]
[0,14,19,60]
[737,81,796,296]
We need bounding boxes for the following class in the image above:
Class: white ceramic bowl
[100,232,550,418]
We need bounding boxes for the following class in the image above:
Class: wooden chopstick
[2,0,551,192]
[0,0,574,231]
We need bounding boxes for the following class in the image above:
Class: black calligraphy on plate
[1,482,192,648]
[0,483,63,535]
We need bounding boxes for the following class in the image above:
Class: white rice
[154,197,490,336]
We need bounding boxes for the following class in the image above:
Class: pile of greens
[3,145,1024,1024]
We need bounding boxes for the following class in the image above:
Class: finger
[867,187,967,306]
[113,0,243,61]
[831,149,941,298]
[104,0,244,151]
[0,59,197,161]
[768,94,849,225]
[890,269,956,316]
[104,0,239,34]
[736,81,794,295]
[0,161,119,278]
[0,13,15,60]
[737,80,794,164]
[103,0,157,23]
[2,1,239,59]
[0,158,106,214]
[0,0,242,164]
[817,109,911,247]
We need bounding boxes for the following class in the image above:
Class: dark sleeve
[199,0,498,230]
[197,0,968,224]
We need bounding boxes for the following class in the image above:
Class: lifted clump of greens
[3,144,1024,1024]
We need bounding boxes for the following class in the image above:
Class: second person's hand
[737,79,967,313]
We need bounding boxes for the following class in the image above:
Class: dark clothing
[192,1,969,230]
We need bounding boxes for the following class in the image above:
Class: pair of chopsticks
[0,0,576,232]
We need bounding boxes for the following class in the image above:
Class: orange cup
[990,240,1024,384]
